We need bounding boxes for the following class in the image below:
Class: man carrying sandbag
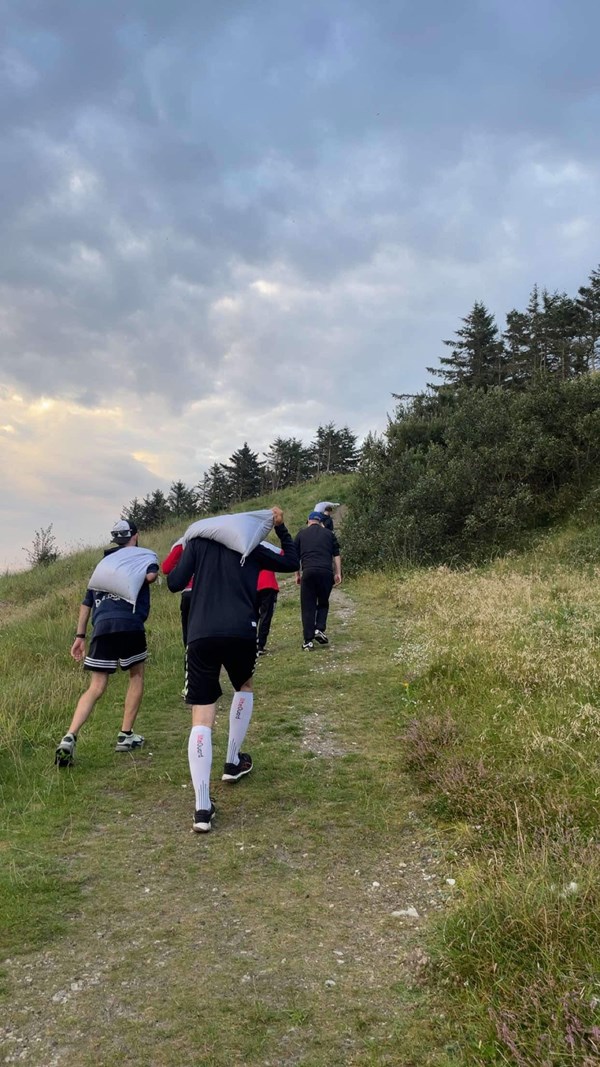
[167,506,298,833]
[54,520,159,767]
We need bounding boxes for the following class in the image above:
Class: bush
[24,525,60,568]
[343,376,600,571]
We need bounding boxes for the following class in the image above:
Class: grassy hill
[1,476,599,1065]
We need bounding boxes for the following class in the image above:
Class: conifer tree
[223,442,262,502]
[206,463,232,512]
[577,265,600,373]
[428,302,505,390]
[167,480,198,517]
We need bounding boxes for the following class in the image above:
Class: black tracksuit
[294,524,340,643]
[167,524,298,642]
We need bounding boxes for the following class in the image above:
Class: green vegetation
[3,474,600,1063]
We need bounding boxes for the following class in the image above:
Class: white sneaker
[55,733,76,767]
[115,732,145,752]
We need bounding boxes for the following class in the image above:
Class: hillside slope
[1,486,599,1064]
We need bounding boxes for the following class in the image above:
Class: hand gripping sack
[88,547,159,606]
[181,510,274,563]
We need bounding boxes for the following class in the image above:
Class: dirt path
[1,584,452,1067]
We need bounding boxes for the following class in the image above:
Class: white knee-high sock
[188,725,212,812]
[226,692,254,766]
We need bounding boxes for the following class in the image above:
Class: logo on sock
[196,733,204,757]
[235,697,245,720]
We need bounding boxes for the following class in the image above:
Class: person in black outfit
[313,501,339,531]
[167,506,299,833]
[294,511,342,651]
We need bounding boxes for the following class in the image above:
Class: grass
[394,522,600,1064]
[0,475,459,1066]
[3,482,600,1064]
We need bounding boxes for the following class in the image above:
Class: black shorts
[84,630,148,674]
[185,637,257,705]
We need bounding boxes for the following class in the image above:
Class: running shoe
[302,641,314,651]
[193,803,216,833]
[115,731,145,752]
[314,630,329,645]
[55,732,76,767]
[222,752,253,782]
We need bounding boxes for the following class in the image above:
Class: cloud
[1,0,600,568]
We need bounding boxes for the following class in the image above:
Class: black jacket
[167,524,298,642]
[294,524,340,572]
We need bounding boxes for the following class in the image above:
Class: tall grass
[397,522,600,1062]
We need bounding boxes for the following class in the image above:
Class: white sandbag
[182,510,274,562]
[88,546,159,606]
[314,500,340,512]
[258,540,283,558]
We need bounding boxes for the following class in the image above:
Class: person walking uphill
[295,512,341,651]
[167,506,299,834]
[55,520,159,767]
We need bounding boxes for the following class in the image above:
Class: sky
[1,0,600,570]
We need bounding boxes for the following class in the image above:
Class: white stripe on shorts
[119,651,148,667]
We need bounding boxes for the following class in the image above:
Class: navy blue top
[83,547,158,635]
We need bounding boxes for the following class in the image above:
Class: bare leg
[68,672,109,735]
[121,662,145,732]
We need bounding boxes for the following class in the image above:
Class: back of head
[307,511,324,524]
[111,519,138,546]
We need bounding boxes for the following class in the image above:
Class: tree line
[344,263,600,570]
[123,423,359,529]
[426,266,600,392]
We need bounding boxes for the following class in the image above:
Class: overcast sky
[1,0,600,569]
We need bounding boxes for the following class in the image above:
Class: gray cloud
[1,0,600,568]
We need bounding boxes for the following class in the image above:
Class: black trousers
[300,569,334,643]
[257,589,278,650]
[180,591,192,646]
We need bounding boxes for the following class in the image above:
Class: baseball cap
[110,519,138,544]
[308,511,324,522]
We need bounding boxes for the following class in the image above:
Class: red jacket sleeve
[161,543,184,574]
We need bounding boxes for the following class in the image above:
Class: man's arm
[71,603,92,661]
[333,555,342,585]
[146,566,159,584]
[161,542,183,575]
[253,507,299,573]
[167,542,197,592]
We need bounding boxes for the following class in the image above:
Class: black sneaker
[222,752,253,782]
[314,630,329,645]
[192,803,216,833]
[55,733,76,767]
[302,641,314,651]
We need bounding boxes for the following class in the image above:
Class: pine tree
[310,423,360,475]
[206,463,232,512]
[503,309,533,389]
[167,480,198,517]
[428,302,505,390]
[263,437,312,489]
[223,443,262,502]
[139,489,170,528]
[577,265,600,373]
[196,473,212,514]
